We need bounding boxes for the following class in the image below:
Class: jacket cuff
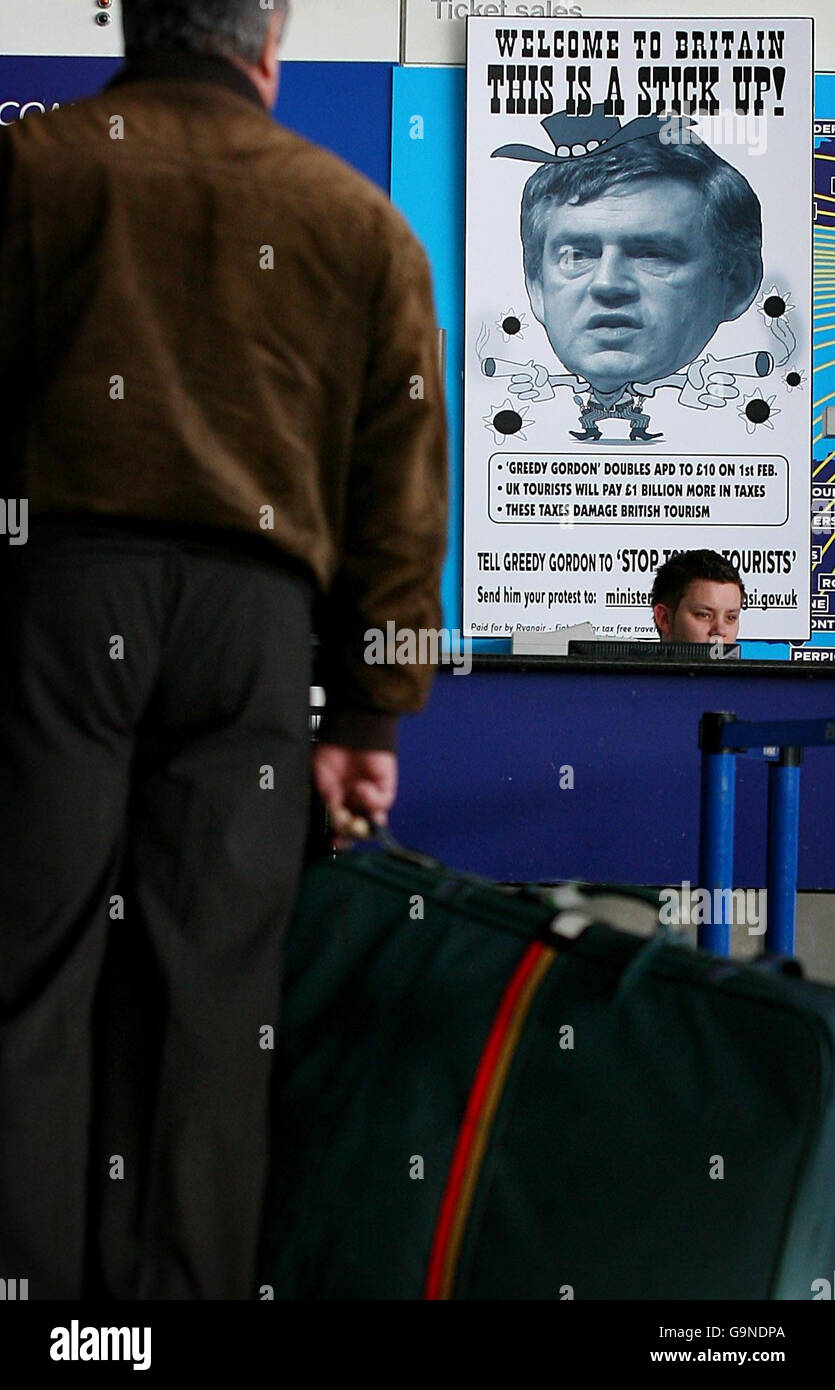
[316,707,399,752]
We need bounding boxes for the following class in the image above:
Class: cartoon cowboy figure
[483,107,771,441]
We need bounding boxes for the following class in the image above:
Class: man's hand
[312,744,398,848]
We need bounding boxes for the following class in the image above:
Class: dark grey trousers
[0,519,314,1299]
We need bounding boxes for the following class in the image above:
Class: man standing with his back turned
[0,0,447,1299]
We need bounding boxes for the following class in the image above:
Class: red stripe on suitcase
[423,940,555,1299]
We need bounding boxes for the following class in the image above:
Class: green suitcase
[258,841,835,1300]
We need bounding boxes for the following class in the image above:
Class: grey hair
[121,0,289,65]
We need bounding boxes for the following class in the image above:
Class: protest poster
[464,17,813,639]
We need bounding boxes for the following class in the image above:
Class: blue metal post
[765,748,802,956]
[698,749,736,955]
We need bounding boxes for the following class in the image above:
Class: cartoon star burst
[757,284,795,322]
[738,388,780,433]
[783,367,806,391]
[496,309,528,342]
[484,399,533,443]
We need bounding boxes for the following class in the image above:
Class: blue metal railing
[698,713,835,957]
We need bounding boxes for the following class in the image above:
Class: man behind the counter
[651,549,745,645]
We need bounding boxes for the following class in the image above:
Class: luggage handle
[368,824,528,898]
[356,827,617,943]
[349,827,804,973]
[367,823,449,874]
[367,823,548,897]
[366,827,663,921]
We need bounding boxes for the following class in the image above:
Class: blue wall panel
[391,68,465,638]
[275,62,393,190]
[392,666,835,889]
[0,58,393,192]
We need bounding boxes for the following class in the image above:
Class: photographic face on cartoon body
[654,578,743,644]
[525,176,756,397]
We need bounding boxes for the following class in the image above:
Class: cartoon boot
[628,408,662,442]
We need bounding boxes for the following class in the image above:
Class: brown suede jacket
[0,49,448,751]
